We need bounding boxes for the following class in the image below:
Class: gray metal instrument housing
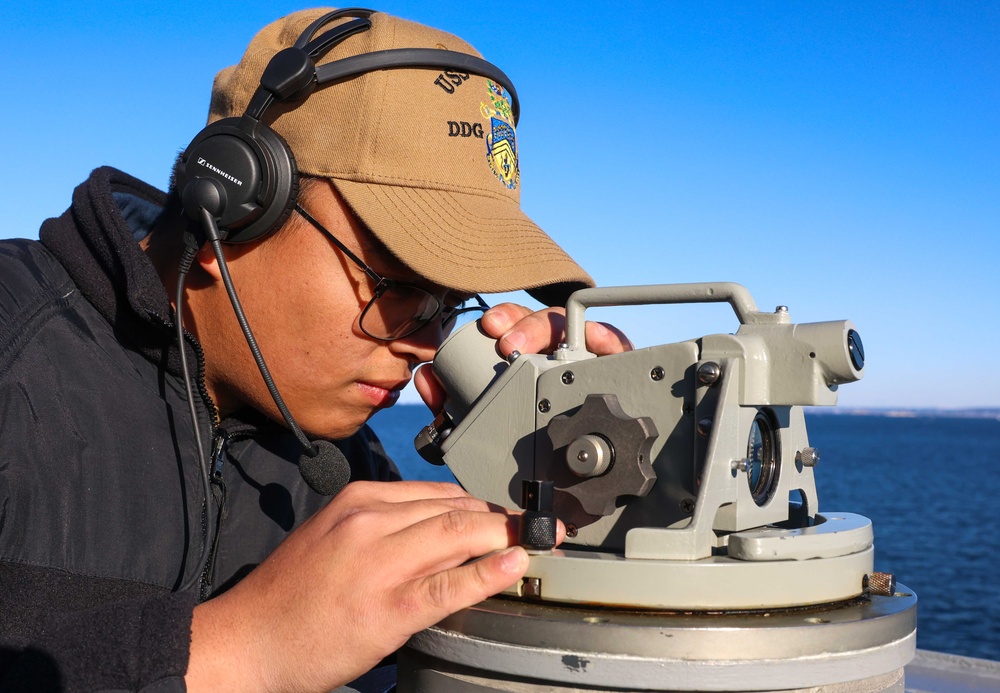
[425,283,860,546]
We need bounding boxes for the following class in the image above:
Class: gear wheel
[547,394,658,516]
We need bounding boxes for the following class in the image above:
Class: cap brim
[332,179,594,306]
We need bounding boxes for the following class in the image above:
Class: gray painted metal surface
[905,650,1000,693]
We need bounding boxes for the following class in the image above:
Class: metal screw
[776,305,789,313]
[561,371,575,385]
[507,350,521,363]
[577,451,589,462]
[697,361,722,385]
[732,458,750,472]
[566,524,579,538]
[557,342,569,350]
[680,498,695,514]
[697,418,713,437]
[796,447,820,467]
[538,399,551,413]
[650,366,665,381]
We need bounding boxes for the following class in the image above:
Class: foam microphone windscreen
[299,440,351,495]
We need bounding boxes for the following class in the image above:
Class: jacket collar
[39,166,191,380]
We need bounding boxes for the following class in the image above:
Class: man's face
[193,179,454,439]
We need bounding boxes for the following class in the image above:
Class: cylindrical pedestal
[399,586,917,692]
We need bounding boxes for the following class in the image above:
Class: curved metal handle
[563,282,758,352]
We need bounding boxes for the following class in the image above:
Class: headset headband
[245,9,519,125]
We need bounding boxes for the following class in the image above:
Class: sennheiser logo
[196,157,243,187]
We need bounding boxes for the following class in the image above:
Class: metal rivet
[650,366,665,381]
[697,418,713,437]
[561,371,575,385]
[776,305,789,313]
[538,399,551,413]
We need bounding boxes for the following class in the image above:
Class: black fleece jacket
[0,167,399,692]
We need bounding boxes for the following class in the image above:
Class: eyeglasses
[295,205,489,341]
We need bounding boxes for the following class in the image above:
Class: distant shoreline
[389,402,1000,421]
[807,407,1000,420]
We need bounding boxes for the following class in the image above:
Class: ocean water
[368,405,1000,662]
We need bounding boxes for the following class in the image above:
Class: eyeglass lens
[360,282,443,340]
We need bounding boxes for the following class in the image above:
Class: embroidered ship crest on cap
[481,81,519,190]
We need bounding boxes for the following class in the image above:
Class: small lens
[746,409,780,506]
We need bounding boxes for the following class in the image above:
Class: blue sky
[2,2,997,409]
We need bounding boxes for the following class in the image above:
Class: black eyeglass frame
[294,204,488,340]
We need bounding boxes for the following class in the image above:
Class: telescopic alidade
[400,283,916,692]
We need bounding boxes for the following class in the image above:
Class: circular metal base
[508,513,877,610]
[402,586,917,692]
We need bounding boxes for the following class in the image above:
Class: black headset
[175,7,519,244]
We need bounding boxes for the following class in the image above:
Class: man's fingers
[388,507,521,574]
[332,496,514,545]
[585,320,634,354]
[488,306,565,357]
[304,481,471,533]
[333,480,469,506]
[413,362,446,413]
[481,303,633,358]
[479,303,534,337]
[403,546,528,627]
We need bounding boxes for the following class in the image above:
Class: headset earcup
[177,118,298,244]
[226,124,299,244]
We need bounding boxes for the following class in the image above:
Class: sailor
[0,7,630,692]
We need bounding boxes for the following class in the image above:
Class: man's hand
[415,303,633,412]
[186,480,555,693]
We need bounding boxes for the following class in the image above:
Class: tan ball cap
[208,8,593,306]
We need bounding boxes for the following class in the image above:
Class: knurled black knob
[519,480,557,551]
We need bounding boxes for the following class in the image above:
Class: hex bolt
[561,371,575,385]
[538,399,551,413]
[697,362,722,385]
[650,366,665,381]
[796,447,820,467]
